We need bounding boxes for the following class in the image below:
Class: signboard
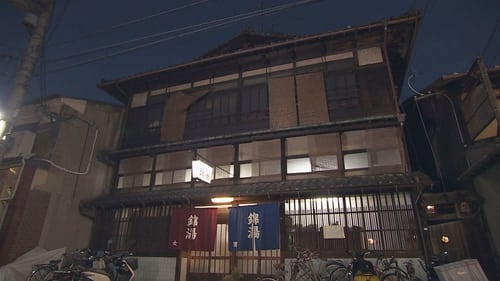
[192,159,213,184]
[323,224,345,239]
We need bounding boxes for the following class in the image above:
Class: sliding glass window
[238,139,281,180]
[117,156,153,189]
[286,133,340,175]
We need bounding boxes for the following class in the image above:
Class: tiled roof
[82,173,424,209]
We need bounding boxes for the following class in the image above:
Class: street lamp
[0,112,7,140]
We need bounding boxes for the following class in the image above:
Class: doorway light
[425,205,436,214]
[211,197,234,204]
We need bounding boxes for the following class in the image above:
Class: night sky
[1,0,499,106]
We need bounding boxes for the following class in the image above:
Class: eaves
[82,173,422,209]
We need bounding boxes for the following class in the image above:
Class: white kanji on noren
[185,214,199,240]
[247,212,260,239]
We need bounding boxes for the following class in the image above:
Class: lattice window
[284,192,419,255]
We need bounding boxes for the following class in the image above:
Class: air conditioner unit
[3,131,36,159]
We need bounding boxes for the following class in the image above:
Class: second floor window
[117,156,153,189]
[123,103,163,148]
[286,133,339,175]
[155,151,193,186]
[185,77,269,139]
[324,59,360,120]
[238,139,281,179]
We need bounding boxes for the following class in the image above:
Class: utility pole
[0,0,54,162]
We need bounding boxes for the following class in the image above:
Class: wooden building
[85,13,427,281]
[404,58,500,279]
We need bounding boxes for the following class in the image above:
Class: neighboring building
[86,14,426,281]
[0,97,123,265]
[403,58,500,279]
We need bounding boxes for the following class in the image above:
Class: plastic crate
[434,259,488,281]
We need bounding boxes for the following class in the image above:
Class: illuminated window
[197,145,235,180]
[239,139,281,178]
[344,151,369,170]
[153,151,193,187]
[286,134,339,175]
[117,156,153,189]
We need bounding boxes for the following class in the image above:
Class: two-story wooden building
[403,58,500,279]
[85,13,428,281]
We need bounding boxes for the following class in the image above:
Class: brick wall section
[268,76,298,129]
[296,72,330,125]
[160,90,208,143]
[0,165,50,265]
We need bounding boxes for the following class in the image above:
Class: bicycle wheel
[290,262,313,281]
[329,266,349,281]
[27,266,54,281]
[257,277,278,281]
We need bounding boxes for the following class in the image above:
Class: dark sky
[1,0,499,106]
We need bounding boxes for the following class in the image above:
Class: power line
[47,0,318,73]
[47,0,315,64]
[405,0,436,81]
[48,6,265,63]
[46,0,71,43]
[49,0,210,48]
[481,15,500,60]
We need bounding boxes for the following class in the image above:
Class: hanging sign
[192,159,213,184]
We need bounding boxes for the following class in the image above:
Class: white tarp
[0,247,66,281]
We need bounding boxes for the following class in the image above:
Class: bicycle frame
[289,248,341,281]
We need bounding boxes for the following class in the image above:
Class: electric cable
[46,0,318,73]
[413,95,446,192]
[481,14,500,61]
[404,0,436,92]
[407,74,425,96]
[47,4,268,63]
[47,0,316,65]
[46,0,71,43]
[408,74,458,191]
[35,127,99,176]
[49,0,210,48]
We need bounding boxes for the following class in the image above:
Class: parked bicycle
[288,246,346,281]
[27,259,60,281]
[27,248,92,281]
[27,249,138,281]
[329,251,379,281]
[372,254,425,281]
[255,263,286,281]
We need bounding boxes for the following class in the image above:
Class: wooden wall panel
[296,72,329,125]
[161,90,208,143]
[268,76,298,129]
